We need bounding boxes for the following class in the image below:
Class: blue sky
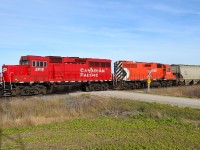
[0,0,200,66]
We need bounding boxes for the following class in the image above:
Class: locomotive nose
[2,65,10,81]
[2,65,16,82]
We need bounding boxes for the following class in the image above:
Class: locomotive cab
[2,56,37,84]
[20,57,30,66]
[163,64,176,80]
[1,55,50,96]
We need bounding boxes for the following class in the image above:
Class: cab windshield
[20,60,30,65]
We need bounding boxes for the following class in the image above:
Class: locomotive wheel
[106,83,109,90]
[94,84,101,91]
[130,84,135,90]
[102,83,109,91]
[89,85,94,91]
[101,84,105,91]
[84,85,91,92]
[21,87,30,96]
[124,83,131,90]
[39,86,47,95]
[29,87,39,95]
[34,89,39,95]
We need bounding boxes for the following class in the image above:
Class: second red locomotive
[114,61,176,89]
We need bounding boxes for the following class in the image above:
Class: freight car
[0,55,112,96]
[114,61,176,89]
[171,64,200,85]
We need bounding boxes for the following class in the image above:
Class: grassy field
[148,85,200,98]
[0,94,200,149]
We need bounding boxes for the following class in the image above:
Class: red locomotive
[114,61,176,89]
[0,55,181,96]
[1,55,112,96]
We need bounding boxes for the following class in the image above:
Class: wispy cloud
[147,3,200,15]
[149,3,184,14]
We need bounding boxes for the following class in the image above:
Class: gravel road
[70,91,200,109]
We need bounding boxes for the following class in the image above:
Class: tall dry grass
[1,90,200,128]
[0,94,109,128]
[149,85,200,98]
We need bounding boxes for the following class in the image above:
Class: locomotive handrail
[9,72,14,90]
[2,75,5,90]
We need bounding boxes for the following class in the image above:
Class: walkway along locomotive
[1,55,199,96]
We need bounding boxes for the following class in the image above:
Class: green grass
[1,116,200,149]
[1,95,200,149]
[108,98,200,120]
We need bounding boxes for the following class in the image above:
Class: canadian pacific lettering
[80,68,105,78]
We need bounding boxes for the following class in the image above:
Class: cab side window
[33,61,36,67]
[32,61,47,67]
[36,61,40,67]
[40,62,43,67]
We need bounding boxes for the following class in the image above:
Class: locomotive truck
[0,55,199,96]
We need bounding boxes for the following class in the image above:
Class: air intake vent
[50,57,62,63]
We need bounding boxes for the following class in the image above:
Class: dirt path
[70,91,200,109]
